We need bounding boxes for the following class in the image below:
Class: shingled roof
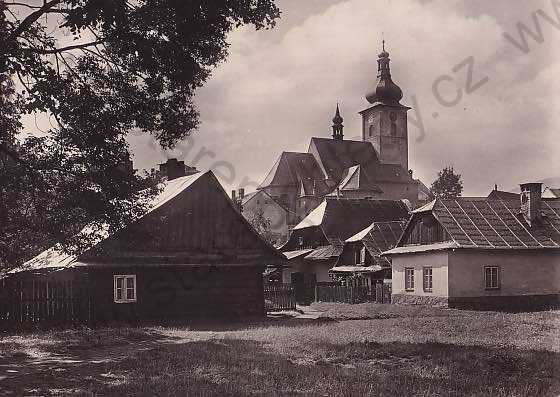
[282,197,410,252]
[389,198,560,253]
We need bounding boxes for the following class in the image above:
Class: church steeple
[365,40,403,105]
[332,103,344,140]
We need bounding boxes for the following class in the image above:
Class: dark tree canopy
[0,0,280,269]
[430,166,463,199]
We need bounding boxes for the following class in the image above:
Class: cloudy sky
[42,0,560,195]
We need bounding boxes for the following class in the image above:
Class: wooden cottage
[384,183,560,310]
[0,171,283,327]
[280,197,409,302]
[331,220,406,285]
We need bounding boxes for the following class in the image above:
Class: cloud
[129,0,560,195]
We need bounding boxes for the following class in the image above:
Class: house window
[484,266,500,289]
[405,268,414,291]
[354,247,366,265]
[369,125,374,137]
[114,275,137,303]
[298,236,304,246]
[423,267,433,292]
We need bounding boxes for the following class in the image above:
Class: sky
[22,0,560,196]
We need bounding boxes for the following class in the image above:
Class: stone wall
[391,293,448,307]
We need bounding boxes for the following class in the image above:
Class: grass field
[0,303,559,396]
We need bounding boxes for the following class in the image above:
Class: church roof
[308,138,379,181]
[259,151,329,195]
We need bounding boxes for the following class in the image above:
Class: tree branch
[8,0,63,41]
[30,40,106,54]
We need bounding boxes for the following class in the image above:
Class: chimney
[519,182,542,226]
[408,169,413,178]
[238,188,245,200]
[232,190,237,201]
[494,183,498,191]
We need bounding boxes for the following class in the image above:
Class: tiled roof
[361,221,406,257]
[402,198,560,249]
[308,138,379,181]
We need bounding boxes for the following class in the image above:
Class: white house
[383,183,560,310]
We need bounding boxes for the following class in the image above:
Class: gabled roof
[487,189,520,200]
[308,138,379,181]
[336,165,384,192]
[259,151,329,196]
[12,171,284,274]
[283,197,410,251]
[388,198,560,254]
[341,221,406,266]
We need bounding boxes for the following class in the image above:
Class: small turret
[332,103,344,140]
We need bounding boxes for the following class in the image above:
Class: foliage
[247,207,276,246]
[0,0,280,269]
[430,165,463,199]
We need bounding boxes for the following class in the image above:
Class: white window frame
[114,275,137,303]
[405,268,415,291]
[423,267,433,292]
[484,266,500,290]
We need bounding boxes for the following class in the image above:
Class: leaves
[0,0,280,269]
[430,166,463,199]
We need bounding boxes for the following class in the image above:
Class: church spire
[332,103,344,140]
[365,40,403,105]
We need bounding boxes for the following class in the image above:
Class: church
[240,44,430,244]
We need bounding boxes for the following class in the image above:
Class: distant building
[331,220,406,284]
[543,187,560,199]
[384,183,560,310]
[243,44,427,243]
[159,158,198,181]
[487,184,520,200]
[280,197,409,303]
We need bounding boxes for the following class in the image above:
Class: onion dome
[365,40,403,105]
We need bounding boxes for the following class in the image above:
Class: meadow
[0,303,558,396]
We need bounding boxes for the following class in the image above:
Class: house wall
[243,191,290,245]
[89,265,265,324]
[376,181,418,204]
[282,259,334,283]
[391,251,449,306]
[448,250,560,298]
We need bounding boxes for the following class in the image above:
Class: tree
[0,1,280,269]
[247,208,276,246]
[431,166,463,199]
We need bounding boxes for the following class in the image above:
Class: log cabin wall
[88,265,265,324]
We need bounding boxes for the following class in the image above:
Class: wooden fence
[264,283,296,311]
[315,282,391,304]
[0,278,91,329]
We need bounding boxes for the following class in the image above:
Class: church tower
[360,41,410,171]
[332,103,343,140]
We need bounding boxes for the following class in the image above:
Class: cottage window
[405,268,414,291]
[423,267,433,292]
[114,275,137,303]
[298,236,304,246]
[360,247,366,264]
[484,266,500,289]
